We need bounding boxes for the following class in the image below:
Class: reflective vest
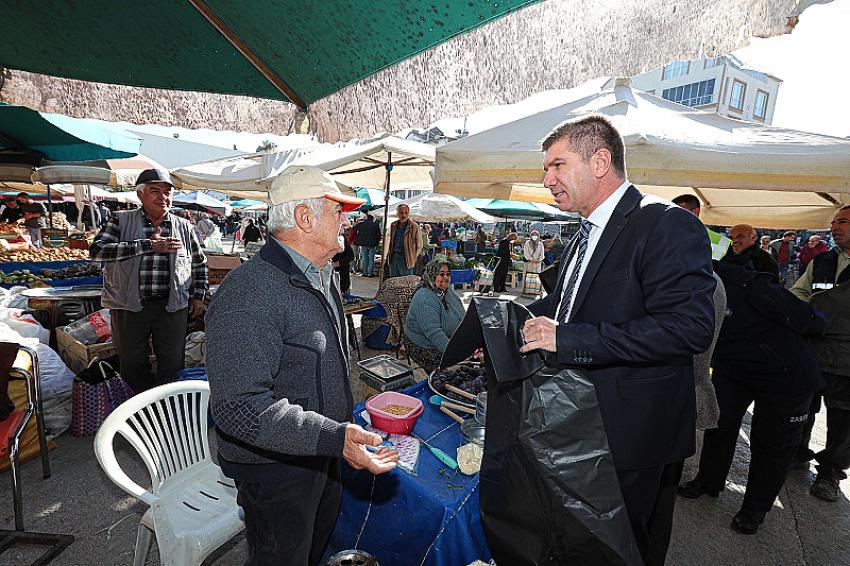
[708,228,731,261]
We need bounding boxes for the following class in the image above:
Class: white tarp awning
[392,192,500,224]
[434,78,850,229]
[171,135,435,196]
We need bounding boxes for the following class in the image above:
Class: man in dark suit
[520,116,716,565]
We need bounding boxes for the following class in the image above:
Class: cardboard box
[56,326,116,374]
[207,254,241,285]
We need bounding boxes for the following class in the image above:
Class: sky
[734,0,850,137]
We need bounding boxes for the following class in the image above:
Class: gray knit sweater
[205,241,352,481]
[404,287,465,352]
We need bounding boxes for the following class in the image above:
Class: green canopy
[355,187,401,209]
[0,0,541,110]
[467,198,576,221]
[0,103,140,162]
[229,198,267,208]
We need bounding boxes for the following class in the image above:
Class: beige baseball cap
[268,165,365,211]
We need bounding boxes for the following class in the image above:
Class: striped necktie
[558,220,592,322]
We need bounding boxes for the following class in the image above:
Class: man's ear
[592,149,612,178]
[294,204,314,232]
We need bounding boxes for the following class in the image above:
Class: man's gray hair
[542,115,626,176]
[267,198,325,233]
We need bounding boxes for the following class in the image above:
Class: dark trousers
[798,373,850,480]
[388,254,413,277]
[236,459,341,566]
[616,460,684,566]
[816,406,850,479]
[110,301,187,393]
[493,266,509,292]
[796,394,821,461]
[694,370,812,513]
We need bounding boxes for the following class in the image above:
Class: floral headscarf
[421,259,451,309]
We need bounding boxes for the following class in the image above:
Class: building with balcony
[631,54,781,123]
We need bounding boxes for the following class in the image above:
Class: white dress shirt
[555,180,631,321]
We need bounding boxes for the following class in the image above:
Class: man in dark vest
[90,169,209,392]
[791,205,850,502]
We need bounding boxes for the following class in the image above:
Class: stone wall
[0,69,302,136]
[0,0,810,143]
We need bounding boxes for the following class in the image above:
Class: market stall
[330,381,489,566]
[434,78,850,229]
[0,220,100,289]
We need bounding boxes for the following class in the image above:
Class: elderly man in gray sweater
[206,165,397,566]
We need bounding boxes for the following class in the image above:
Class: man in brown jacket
[386,204,422,277]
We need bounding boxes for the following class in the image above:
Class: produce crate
[67,239,90,250]
[55,325,116,374]
[207,254,241,284]
[42,228,69,238]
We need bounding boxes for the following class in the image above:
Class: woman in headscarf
[404,259,466,372]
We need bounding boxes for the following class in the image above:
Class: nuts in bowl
[365,391,423,434]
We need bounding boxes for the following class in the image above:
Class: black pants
[616,460,684,566]
[493,266,509,292]
[796,394,822,461]
[798,372,850,480]
[693,370,812,513]
[236,459,341,566]
[816,406,850,480]
[110,301,187,393]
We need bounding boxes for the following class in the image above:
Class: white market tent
[392,192,500,224]
[171,135,435,197]
[434,78,850,229]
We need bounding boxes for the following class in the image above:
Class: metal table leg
[346,314,361,360]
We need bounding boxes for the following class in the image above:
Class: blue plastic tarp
[329,381,490,566]
[450,268,476,284]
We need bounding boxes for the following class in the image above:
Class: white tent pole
[379,152,393,284]
[692,187,711,208]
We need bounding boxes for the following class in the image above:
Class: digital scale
[357,355,414,393]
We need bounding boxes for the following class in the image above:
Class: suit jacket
[388,219,422,269]
[529,186,716,470]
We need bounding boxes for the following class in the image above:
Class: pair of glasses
[437,272,451,277]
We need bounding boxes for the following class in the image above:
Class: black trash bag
[539,260,560,294]
[441,298,642,566]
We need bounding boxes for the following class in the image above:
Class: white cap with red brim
[269,165,365,212]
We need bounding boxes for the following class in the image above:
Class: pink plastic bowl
[365,391,423,434]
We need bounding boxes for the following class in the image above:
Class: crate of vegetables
[0,247,91,263]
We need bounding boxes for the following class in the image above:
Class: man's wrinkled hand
[343,424,398,474]
[150,226,182,253]
[519,316,559,353]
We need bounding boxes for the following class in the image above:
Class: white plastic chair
[94,381,244,566]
